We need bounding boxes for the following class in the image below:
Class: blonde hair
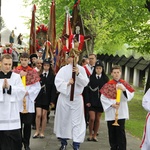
[1,54,12,61]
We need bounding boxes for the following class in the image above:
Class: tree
[0,16,5,31]
[80,0,150,54]
[22,0,150,55]
[0,16,5,45]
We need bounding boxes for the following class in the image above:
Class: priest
[0,54,26,150]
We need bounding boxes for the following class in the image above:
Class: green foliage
[126,87,147,139]
[0,16,5,30]
[22,0,150,55]
[80,0,150,54]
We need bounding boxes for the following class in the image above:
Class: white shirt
[42,71,49,77]
[96,74,102,79]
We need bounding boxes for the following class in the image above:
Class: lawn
[125,87,147,140]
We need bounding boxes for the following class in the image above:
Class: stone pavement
[30,111,141,150]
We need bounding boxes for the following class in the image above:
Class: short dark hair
[111,65,121,72]
[20,52,29,59]
[89,53,97,58]
[81,58,87,64]
[1,54,12,61]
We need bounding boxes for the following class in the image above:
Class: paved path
[30,111,141,150]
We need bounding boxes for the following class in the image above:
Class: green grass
[126,87,147,139]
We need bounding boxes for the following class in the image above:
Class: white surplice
[0,72,26,130]
[18,81,41,113]
[54,64,89,143]
[140,89,150,150]
[101,83,134,121]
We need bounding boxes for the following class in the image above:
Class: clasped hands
[20,70,27,77]
[116,84,125,91]
[3,78,10,89]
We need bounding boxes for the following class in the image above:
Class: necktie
[44,73,47,77]
[97,76,100,79]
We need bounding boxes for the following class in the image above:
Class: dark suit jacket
[35,71,57,106]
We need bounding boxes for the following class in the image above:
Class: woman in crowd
[33,58,56,138]
[86,60,109,141]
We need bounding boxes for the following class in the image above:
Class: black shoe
[87,137,93,141]
[59,145,67,150]
[24,146,31,150]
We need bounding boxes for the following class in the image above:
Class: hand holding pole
[112,89,121,126]
[22,76,28,113]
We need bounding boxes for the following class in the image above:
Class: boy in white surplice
[54,56,89,150]
[100,65,134,150]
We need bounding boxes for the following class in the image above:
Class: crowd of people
[0,43,150,150]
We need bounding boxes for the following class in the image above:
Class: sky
[2,0,31,36]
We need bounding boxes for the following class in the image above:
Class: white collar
[96,74,102,78]
[43,71,49,74]
[88,64,94,70]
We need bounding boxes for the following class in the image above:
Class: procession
[0,0,150,150]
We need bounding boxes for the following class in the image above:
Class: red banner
[29,4,36,54]
[48,0,56,57]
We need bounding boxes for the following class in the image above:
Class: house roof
[126,57,143,68]
[107,54,115,63]
[134,59,150,71]
[97,54,105,61]
[97,53,150,71]
[111,55,123,64]
[102,54,110,62]
[117,55,133,66]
